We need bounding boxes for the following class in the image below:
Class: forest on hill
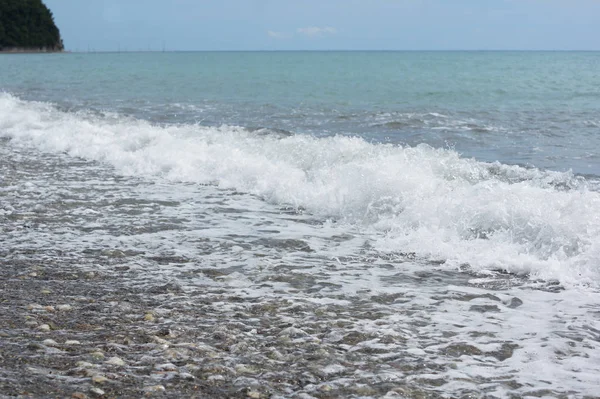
[0,0,63,51]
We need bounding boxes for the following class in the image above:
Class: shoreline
[0,48,64,54]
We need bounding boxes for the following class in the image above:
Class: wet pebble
[506,297,524,309]
[89,387,105,397]
[154,363,177,371]
[145,385,166,395]
[469,304,500,313]
[247,389,262,399]
[57,304,73,311]
[38,324,51,331]
[91,375,108,384]
[105,356,126,366]
[76,361,96,368]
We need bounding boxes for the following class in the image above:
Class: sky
[45,0,600,52]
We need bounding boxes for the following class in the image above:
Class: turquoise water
[2,51,600,175]
[2,52,600,397]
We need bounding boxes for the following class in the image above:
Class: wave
[1,93,599,288]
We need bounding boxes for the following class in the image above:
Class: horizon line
[65,49,600,54]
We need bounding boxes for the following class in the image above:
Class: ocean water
[1,51,600,397]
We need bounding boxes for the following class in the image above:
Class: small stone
[144,313,155,322]
[57,304,73,311]
[179,372,195,380]
[154,363,177,371]
[44,306,56,312]
[319,384,333,392]
[76,361,95,368]
[29,272,38,277]
[105,356,126,366]
[65,340,81,345]
[90,351,105,360]
[145,385,166,395]
[151,335,169,345]
[92,374,108,384]
[27,303,43,310]
[41,289,52,295]
[506,297,524,309]
[247,390,262,399]
[89,387,105,396]
[25,321,38,327]
[469,304,500,313]
[43,339,59,347]
[72,393,88,399]
[38,324,51,331]
[235,364,258,375]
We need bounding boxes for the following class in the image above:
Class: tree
[0,0,63,51]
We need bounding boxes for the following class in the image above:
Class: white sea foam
[2,93,599,287]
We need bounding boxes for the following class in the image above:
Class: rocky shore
[0,47,63,53]
[1,253,454,399]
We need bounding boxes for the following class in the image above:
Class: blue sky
[45,0,600,51]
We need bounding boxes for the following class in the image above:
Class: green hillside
[0,0,63,51]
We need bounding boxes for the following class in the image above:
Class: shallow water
[1,52,600,397]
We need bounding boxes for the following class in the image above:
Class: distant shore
[0,47,64,54]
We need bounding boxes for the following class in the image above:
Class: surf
[1,93,599,288]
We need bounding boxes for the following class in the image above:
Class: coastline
[0,47,64,54]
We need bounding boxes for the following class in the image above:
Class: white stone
[89,387,105,396]
[91,375,108,384]
[105,356,126,366]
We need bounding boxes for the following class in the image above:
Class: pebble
[144,313,155,322]
[44,305,56,312]
[90,351,105,360]
[76,361,95,368]
[27,303,43,310]
[42,339,59,347]
[38,324,51,331]
[72,393,88,399]
[57,304,73,311]
[154,363,177,371]
[247,390,262,399]
[236,364,258,375]
[65,340,81,345]
[179,372,195,380]
[89,387,105,396]
[145,385,166,396]
[92,374,108,384]
[105,356,126,366]
[41,289,52,295]
[184,363,201,372]
[151,335,169,345]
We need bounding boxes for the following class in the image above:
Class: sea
[1,51,600,397]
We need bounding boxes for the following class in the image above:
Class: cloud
[267,30,289,39]
[296,26,337,37]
